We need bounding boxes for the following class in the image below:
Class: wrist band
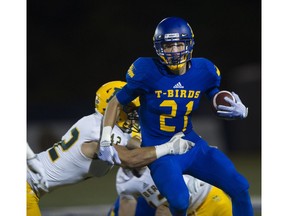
[155,144,169,159]
[101,126,112,141]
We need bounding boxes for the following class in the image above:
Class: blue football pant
[149,132,253,216]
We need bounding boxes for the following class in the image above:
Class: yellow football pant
[188,186,232,216]
[27,182,41,216]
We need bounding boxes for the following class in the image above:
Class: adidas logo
[143,182,149,189]
[173,82,184,89]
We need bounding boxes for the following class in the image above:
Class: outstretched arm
[114,132,194,169]
[99,96,122,164]
[83,140,155,169]
[114,145,157,168]
[102,96,121,132]
[86,132,193,175]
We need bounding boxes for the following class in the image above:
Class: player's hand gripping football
[27,156,49,192]
[165,132,195,154]
[98,140,121,165]
[217,92,248,119]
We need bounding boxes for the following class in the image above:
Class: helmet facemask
[117,104,140,134]
[155,39,194,70]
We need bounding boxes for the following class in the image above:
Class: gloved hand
[155,132,195,158]
[98,140,121,165]
[27,156,49,192]
[165,132,195,154]
[217,92,248,119]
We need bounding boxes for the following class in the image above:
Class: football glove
[98,140,121,165]
[166,132,195,154]
[27,156,49,192]
[217,92,248,119]
[155,132,195,158]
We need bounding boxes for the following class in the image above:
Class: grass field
[39,152,261,215]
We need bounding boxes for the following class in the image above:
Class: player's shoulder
[131,57,155,71]
[69,113,101,136]
[77,113,100,125]
[192,57,220,76]
[127,57,158,79]
[192,57,215,68]
[134,57,155,65]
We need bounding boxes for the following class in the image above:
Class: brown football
[213,90,235,110]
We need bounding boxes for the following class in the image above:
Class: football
[213,90,235,110]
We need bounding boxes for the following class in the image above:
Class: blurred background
[27,0,261,215]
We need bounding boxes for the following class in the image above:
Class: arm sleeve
[206,87,220,100]
[204,60,221,100]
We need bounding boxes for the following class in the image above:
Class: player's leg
[194,186,232,216]
[135,196,156,216]
[107,197,120,216]
[149,157,189,216]
[26,182,41,216]
[182,137,253,216]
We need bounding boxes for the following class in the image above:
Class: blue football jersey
[117,57,221,147]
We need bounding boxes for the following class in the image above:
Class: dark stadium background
[27,1,261,215]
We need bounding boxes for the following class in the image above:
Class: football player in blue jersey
[99,17,253,216]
